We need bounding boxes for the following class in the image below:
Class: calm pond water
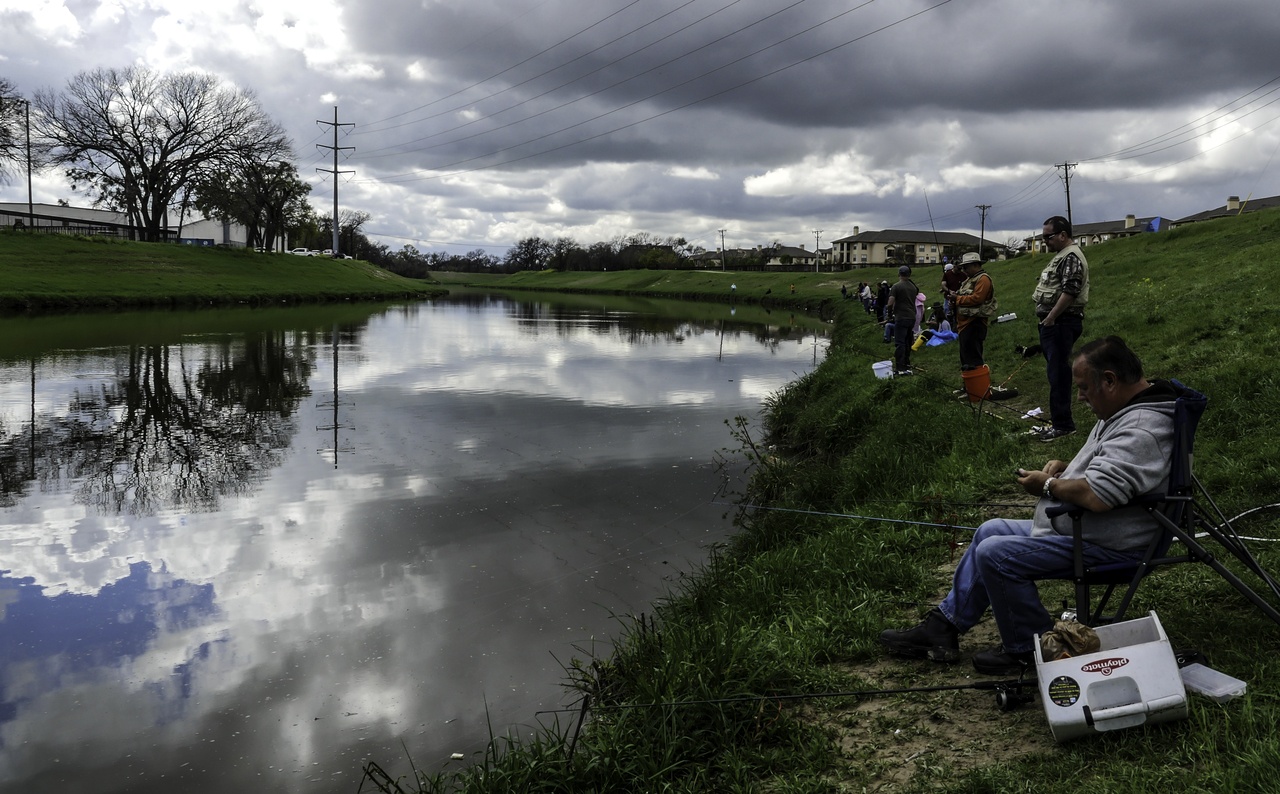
[0,293,828,793]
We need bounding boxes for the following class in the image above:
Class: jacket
[1031,381,1179,551]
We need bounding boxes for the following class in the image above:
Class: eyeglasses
[1041,231,1060,241]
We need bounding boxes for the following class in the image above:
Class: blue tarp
[926,329,957,347]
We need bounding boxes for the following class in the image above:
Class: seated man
[879,336,1182,675]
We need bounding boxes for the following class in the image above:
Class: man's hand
[1016,466,1110,512]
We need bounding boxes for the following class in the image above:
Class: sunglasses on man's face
[1042,231,1060,241]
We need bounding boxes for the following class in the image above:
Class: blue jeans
[938,518,1144,653]
[1038,315,1083,431]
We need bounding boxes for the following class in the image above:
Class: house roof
[1073,216,1164,236]
[767,245,816,259]
[830,229,985,246]
[1172,194,1280,225]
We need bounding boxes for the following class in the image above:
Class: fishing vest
[1032,244,1090,314]
[957,271,998,318]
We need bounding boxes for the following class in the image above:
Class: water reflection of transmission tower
[316,325,355,468]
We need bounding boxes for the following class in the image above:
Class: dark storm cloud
[3,0,1280,251]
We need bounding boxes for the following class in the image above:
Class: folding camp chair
[1047,381,1280,628]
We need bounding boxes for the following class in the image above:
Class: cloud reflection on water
[0,297,827,792]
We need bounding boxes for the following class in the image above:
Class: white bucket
[872,360,893,379]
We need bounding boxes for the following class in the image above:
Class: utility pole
[317,106,354,257]
[1055,162,1077,227]
[718,229,726,271]
[0,95,34,230]
[975,204,990,258]
[812,229,822,273]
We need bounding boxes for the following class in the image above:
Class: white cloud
[3,0,1280,251]
[666,166,719,180]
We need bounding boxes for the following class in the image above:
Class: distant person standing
[941,262,965,324]
[886,265,920,375]
[876,280,891,322]
[1033,216,1089,441]
[950,252,997,376]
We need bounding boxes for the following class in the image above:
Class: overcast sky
[3,0,1280,256]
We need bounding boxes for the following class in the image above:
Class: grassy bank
[376,208,1280,793]
[0,231,443,310]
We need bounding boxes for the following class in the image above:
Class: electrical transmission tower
[317,107,354,256]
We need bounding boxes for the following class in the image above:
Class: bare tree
[0,77,25,183]
[34,66,289,242]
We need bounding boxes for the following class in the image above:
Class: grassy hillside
[388,209,1280,793]
[0,231,443,310]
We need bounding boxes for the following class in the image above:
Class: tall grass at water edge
[369,210,1280,793]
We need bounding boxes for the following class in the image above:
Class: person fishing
[948,251,995,380]
[885,266,919,376]
[879,337,1183,675]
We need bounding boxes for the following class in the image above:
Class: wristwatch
[1043,477,1056,499]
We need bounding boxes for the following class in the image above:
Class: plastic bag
[1040,619,1101,661]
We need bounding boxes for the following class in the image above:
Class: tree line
[376,232,705,278]
[0,66,345,253]
[2,68,731,279]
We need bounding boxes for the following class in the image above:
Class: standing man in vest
[950,252,996,381]
[1033,216,1090,442]
[886,265,919,376]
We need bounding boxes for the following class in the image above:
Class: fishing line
[534,676,1034,715]
[711,501,979,532]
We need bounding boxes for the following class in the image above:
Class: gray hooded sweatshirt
[1031,381,1179,551]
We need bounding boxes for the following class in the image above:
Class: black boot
[972,645,1036,676]
[879,608,959,662]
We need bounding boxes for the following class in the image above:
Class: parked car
[287,247,313,256]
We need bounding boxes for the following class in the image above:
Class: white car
[287,247,313,256]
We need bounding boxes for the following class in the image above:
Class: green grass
[0,230,443,309]
[327,211,1280,790]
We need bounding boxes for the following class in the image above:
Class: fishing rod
[711,501,980,532]
[537,676,1037,717]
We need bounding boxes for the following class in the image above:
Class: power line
[362,0,953,185]
[357,0,644,133]
[356,0,803,159]
[1082,73,1280,164]
[356,0,718,144]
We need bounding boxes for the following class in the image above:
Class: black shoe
[1038,427,1076,443]
[972,645,1036,676]
[879,608,960,662]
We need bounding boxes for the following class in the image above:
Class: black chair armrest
[1045,501,1085,519]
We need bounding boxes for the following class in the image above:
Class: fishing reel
[994,683,1035,712]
